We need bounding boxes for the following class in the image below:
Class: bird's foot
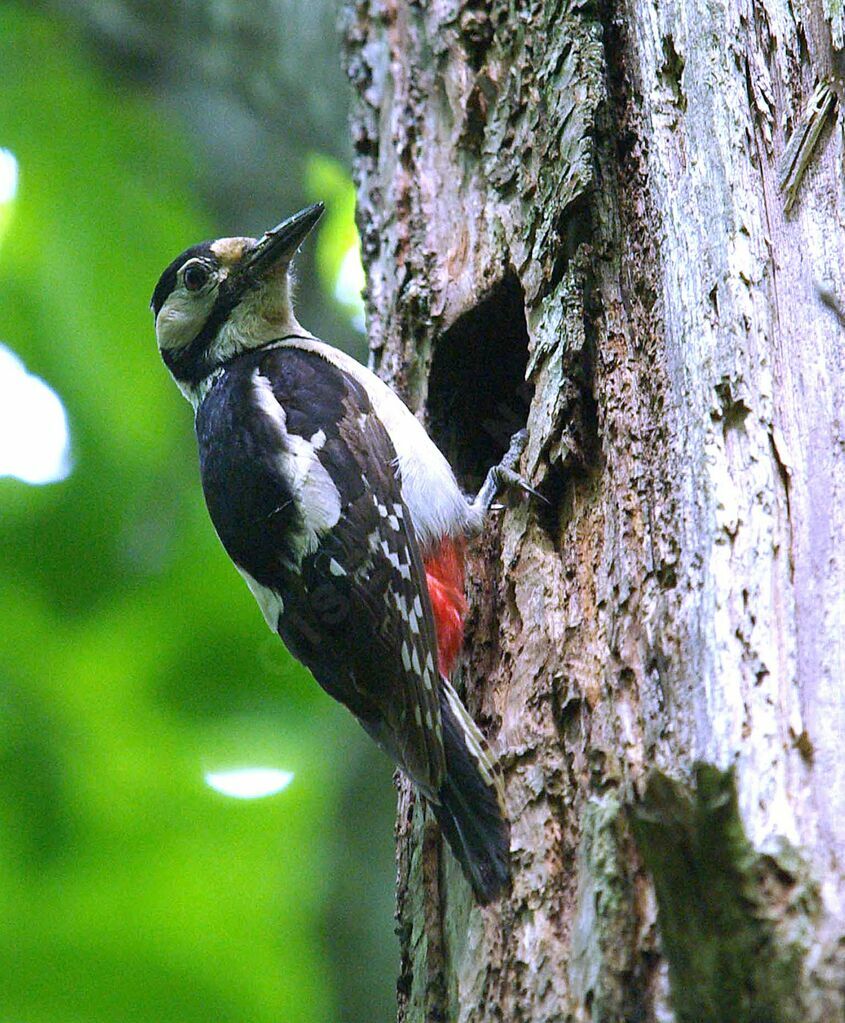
[469,429,545,524]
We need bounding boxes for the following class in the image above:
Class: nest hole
[427,273,532,491]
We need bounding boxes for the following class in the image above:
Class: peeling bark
[343,0,845,1019]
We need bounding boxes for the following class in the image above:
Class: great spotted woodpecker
[151,203,529,902]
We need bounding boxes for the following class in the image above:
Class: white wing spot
[408,609,420,634]
[414,705,422,727]
[388,514,400,531]
[401,642,412,672]
[411,647,422,676]
[329,558,346,577]
[393,504,404,518]
[393,592,409,620]
[413,595,423,618]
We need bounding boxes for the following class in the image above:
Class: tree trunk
[343,1,845,1019]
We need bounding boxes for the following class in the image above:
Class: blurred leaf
[0,8,364,1022]
[305,153,365,331]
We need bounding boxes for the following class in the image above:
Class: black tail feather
[431,681,511,904]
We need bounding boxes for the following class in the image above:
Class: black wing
[196,344,445,795]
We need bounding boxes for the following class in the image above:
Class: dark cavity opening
[427,273,532,491]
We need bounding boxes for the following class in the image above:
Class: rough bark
[344,0,845,1020]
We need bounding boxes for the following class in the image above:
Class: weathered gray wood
[345,0,845,1019]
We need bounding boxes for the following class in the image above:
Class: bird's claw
[470,428,546,518]
[493,465,549,505]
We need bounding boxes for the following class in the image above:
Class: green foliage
[0,8,391,1021]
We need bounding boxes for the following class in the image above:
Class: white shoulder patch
[250,370,342,558]
[236,566,284,631]
[269,338,471,550]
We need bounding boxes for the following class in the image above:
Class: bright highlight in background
[0,344,71,484]
[304,153,366,333]
[0,148,19,248]
[205,767,294,799]
[0,148,18,203]
[335,243,366,333]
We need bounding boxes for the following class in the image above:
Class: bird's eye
[183,262,209,292]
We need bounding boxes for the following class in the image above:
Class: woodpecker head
[151,202,324,403]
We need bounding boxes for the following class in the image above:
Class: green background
[0,5,396,1021]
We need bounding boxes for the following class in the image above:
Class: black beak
[237,202,325,282]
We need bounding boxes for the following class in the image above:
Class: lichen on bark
[632,765,814,1023]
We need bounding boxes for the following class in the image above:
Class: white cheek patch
[156,288,217,351]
